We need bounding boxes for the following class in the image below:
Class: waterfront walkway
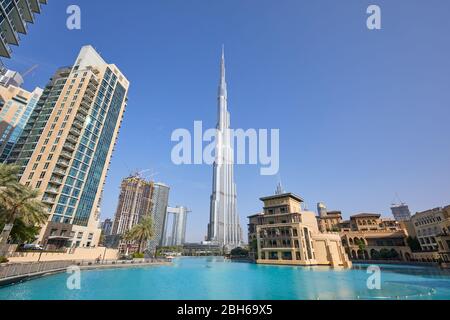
[0,258,171,287]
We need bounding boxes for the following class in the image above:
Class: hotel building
[248,192,352,268]
[0,0,47,58]
[7,45,130,249]
[339,213,412,261]
[0,78,42,161]
[411,206,450,252]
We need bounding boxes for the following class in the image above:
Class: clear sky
[5,0,450,242]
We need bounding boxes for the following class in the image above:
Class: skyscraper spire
[219,45,227,99]
[207,46,242,250]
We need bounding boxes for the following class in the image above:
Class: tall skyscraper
[207,48,242,249]
[317,202,327,218]
[0,79,42,161]
[391,203,411,222]
[8,45,129,249]
[164,206,189,246]
[0,0,48,58]
[148,182,169,251]
[112,175,153,236]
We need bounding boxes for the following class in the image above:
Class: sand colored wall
[7,247,118,263]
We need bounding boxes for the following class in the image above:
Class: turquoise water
[1,257,450,300]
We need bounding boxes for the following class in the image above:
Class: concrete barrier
[7,247,119,263]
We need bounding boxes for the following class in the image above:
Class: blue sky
[5,0,450,242]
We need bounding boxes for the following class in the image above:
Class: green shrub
[0,256,9,264]
[132,252,145,259]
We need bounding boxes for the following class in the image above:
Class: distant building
[317,202,327,218]
[0,82,42,162]
[316,210,343,233]
[163,206,189,246]
[148,182,170,252]
[101,218,113,236]
[391,203,412,222]
[111,175,153,254]
[0,69,24,87]
[0,0,48,58]
[182,243,223,256]
[249,192,352,268]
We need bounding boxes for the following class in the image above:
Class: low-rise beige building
[411,206,450,252]
[317,210,343,232]
[411,205,450,263]
[248,192,351,268]
[339,213,412,261]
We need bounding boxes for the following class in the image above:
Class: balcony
[49,176,63,185]
[53,166,66,176]
[0,31,12,58]
[60,150,73,159]
[85,87,95,99]
[17,0,34,23]
[72,120,84,129]
[42,195,56,204]
[45,186,60,194]
[69,126,81,136]
[9,1,28,34]
[66,134,78,144]
[57,158,70,167]
[62,142,76,152]
[78,104,89,116]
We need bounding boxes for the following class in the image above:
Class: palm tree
[123,215,155,254]
[0,164,49,255]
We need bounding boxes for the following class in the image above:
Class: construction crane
[133,169,159,180]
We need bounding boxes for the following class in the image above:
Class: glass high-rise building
[391,203,412,222]
[0,0,48,58]
[148,182,169,252]
[7,45,130,249]
[0,79,42,162]
[163,206,189,246]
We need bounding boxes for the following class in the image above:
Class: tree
[123,215,155,254]
[355,238,366,252]
[0,164,48,255]
[0,218,40,244]
[230,247,249,257]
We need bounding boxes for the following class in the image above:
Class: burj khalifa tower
[207,47,242,249]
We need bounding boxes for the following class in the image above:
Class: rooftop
[350,213,381,218]
[260,192,304,203]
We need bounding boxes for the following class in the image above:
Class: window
[28,172,34,179]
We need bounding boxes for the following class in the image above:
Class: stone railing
[0,260,75,282]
